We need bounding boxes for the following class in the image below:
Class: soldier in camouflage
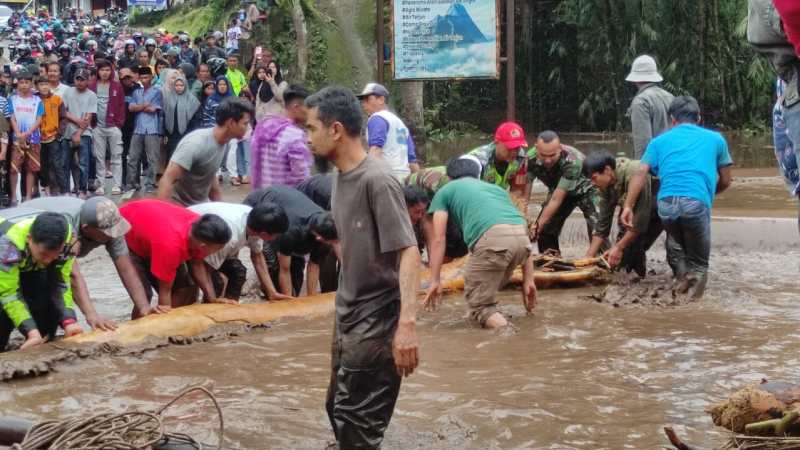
[403,159,478,260]
[526,130,606,254]
[466,122,529,193]
[583,150,664,276]
[0,212,80,351]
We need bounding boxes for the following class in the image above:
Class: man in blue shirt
[126,66,163,193]
[622,96,733,299]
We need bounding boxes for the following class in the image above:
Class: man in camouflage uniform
[466,122,529,193]
[405,165,449,199]
[0,211,81,351]
[403,158,480,260]
[582,150,663,276]
[526,130,605,254]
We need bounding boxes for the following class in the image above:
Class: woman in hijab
[163,74,201,159]
[201,75,232,128]
[249,60,288,121]
[179,62,203,100]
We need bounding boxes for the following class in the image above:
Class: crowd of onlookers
[0,14,297,205]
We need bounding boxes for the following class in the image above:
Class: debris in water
[707,380,800,434]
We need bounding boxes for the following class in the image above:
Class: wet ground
[3,132,800,449]
[2,211,799,449]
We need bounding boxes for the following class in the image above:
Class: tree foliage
[424,0,774,133]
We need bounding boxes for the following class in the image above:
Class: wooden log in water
[64,257,606,347]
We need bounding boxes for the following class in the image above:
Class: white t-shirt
[188,202,263,269]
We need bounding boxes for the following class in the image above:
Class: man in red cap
[525,130,606,255]
[465,121,529,192]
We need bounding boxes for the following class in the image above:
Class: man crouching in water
[305,86,420,449]
[424,158,537,330]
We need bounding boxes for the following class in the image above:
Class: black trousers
[318,250,339,293]
[263,242,304,296]
[618,201,665,277]
[325,302,401,449]
[210,258,247,300]
[0,270,62,351]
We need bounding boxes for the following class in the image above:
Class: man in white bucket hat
[626,55,675,158]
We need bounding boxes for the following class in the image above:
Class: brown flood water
[3,132,800,449]
[3,219,800,449]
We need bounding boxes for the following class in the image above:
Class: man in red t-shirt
[119,199,233,311]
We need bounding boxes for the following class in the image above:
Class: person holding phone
[249,60,287,121]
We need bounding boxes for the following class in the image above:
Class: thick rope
[11,386,224,450]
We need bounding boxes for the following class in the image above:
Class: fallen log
[0,255,609,381]
[70,256,605,346]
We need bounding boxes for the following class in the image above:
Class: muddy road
[2,213,799,449]
[3,130,800,448]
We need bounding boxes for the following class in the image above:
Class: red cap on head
[494,122,528,149]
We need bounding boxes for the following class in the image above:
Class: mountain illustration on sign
[413,2,488,51]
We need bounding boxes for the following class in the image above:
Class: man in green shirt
[225,53,248,97]
[0,212,81,351]
[526,130,606,254]
[466,122,529,192]
[583,150,663,276]
[424,159,537,330]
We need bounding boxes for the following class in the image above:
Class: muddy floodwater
[3,132,800,449]
[2,214,799,449]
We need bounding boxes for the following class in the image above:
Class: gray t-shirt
[61,87,98,138]
[169,128,226,206]
[331,155,417,330]
[96,83,109,127]
[21,197,129,259]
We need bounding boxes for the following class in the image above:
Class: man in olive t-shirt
[305,86,420,450]
[425,159,537,330]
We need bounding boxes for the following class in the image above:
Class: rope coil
[12,386,224,450]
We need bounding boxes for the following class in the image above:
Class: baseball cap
[356,82,389,99]
[494,122,528,149]
[74,68,90,80]
[79,197,131,239]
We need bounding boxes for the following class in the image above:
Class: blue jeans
[657,196,711,278]
[236,140,249,178]
[61,136,92,193]
[776,82,800,234]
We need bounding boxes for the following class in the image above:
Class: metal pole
[506,0,515,121]
[376,0,385,83]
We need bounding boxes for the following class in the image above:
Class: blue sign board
[393,0,498,79]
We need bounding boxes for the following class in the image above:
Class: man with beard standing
[305,86,420,449]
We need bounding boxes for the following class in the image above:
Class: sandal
[231,176,241,186]
[241,176,250,184]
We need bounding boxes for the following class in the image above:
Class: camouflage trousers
[537,190,608,254]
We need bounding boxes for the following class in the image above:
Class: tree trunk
[290,0,308,82]
[399,81,425,150]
